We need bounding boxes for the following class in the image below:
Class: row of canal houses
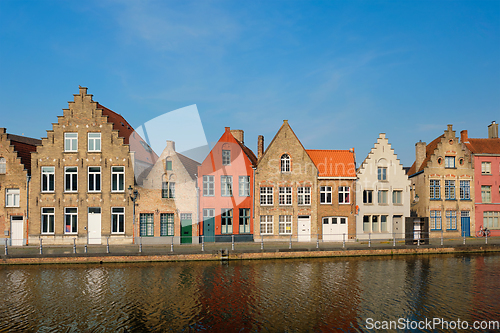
[0,87,499,246]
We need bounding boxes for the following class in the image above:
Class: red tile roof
[98,103,158,165]
[306,150,356,177]
[408,135,444,175]
[7,134,42,175]
[464,138,500,154]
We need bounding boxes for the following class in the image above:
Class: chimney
[460,130,468,143]
[0,128,5,134]
[258,135,264,160]
[488,121,498,139]
[230,130,244,144]
[415,140,426,171]
[166,140,175,152]
[447,124,453,133]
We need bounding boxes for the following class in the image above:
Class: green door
[181,213,192,244]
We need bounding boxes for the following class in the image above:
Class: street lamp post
[128,185,138,244]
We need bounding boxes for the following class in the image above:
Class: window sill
[339,203,350,205]
[5,206,20,208]
[393,203,403,206]
[481,173,492,176]
[298,204,311,207]
[88,191,102,194]
[87,151,102,153]
[260,204,274,207]
[111,191,125,194]
[41,191,55,194]
[320,202,333,205]
[431,229,442,231]
[111,232,125,235]
[378,203,389,206]
[445,199,457,201]
[430,199,441,201]
[460,199,471,201]
[363,203,374,205]
[445,167,456,169]
[279,205,293,207]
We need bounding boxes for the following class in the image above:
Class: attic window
[140,141,152,153]
[121,122,124,127]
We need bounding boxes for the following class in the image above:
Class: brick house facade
[0,129,41,245]
[408,125,474,237]
[29,87,137,245]
[254,120,319,242]
[136,140,200,244]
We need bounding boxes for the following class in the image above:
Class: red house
[462,121,500,237]
[198,127,257,242]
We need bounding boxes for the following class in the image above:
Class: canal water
[0,254,499,332]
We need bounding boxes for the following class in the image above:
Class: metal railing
[0,232,498,257]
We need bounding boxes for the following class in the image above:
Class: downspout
[26,173,31,246]
[252,166,256,237]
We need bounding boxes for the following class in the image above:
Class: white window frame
[320,186,332,204]
[64,207,78,234]
[339,186,350,204]
[377,167,387,181]
[111,207,125,234]
[64,133,78,152]
[445,156,455,168]
[88,166,101,193]
[41,166,55,192]
[221,208,233,234]
[222,150,231,166]
[221,176,233,197]
[260,215,273,235]
[41,207,55,234]
[392,190,403,204]
[88,132,101,152]
[297,187,311,205]
[279,187,292,206]
[5,188,20,207]
[281,154,290,173]
[239,176,250,197]
[431,210,442,230]
[64,166,78,192]
[445,180,455,200]
[378,190,388,204]
[111,166,125,192]
[363,190,373,204]
[446,210,457,230]
[0,157,6,174]
[483,211,500,230]
[203,175,214,196]
[481,161,492,174]
[279,215,292,234]
[482,185,492,203]
[260,187,273,205]
[460,180,470,200]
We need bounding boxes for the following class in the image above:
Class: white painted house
[356,133,410,240]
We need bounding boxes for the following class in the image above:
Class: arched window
[281,154,290,173]
[0,157,5,174]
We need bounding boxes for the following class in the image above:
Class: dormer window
[281,154,290,173]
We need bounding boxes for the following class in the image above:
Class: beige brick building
[0,129,41,245]
[136,140,200,244]
[408,124,474,237]
[254,120,319,242]
[29,87,138,245]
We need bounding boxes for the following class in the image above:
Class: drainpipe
[26,173,31,246]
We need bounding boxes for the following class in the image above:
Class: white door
[297,216,311,242]
[11,216,24,246]
[393,216,402,237]
[322,217,348,242]
[88,208,101,244]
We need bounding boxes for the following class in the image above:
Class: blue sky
[1,0,499,166]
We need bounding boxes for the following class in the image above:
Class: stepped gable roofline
[408,134,444,176]
[6,133,42,174]
[306,149,356,177]
[357,133,404,174]
[464,138,500,155]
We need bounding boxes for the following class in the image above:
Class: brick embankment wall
[1,245,499,265]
